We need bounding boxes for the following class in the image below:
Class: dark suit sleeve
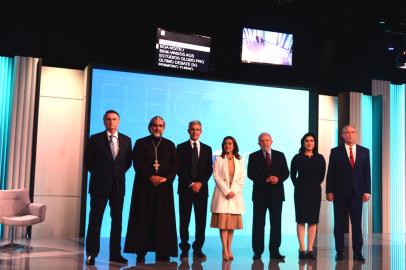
[124,137,132,172]
[201,146,213,184]
[176,144,193,185]
[364,149,371,194]
[319,154,326,184]
[247,153,265,183]
[84,135,96,173]
[278,153,290,183]
[326,149,336,193]
[290,155,298,186]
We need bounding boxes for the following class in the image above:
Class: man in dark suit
[84,110,132,265]
[326,125,371,262]
[177,120,213,260]
[248,132,289,260]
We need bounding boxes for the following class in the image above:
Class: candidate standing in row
[177,120,213,260]
[326,125,371,262]
[210,136,245,261]
[290,133,326,260]
[124,116,179,263]
[248,132,290,260]
[84,110,132,266]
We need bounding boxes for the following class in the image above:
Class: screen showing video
[242,27,293,66]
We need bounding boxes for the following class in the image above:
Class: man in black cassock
[124,116,179,263]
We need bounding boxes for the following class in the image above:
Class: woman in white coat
[210,136,245,261]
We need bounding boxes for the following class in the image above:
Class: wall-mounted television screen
[155,28,211,72]
[241,27,293,66]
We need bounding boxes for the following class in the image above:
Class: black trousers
[252,201,283,255]
[86,193,124,257]
[178,192,208,252]
[333,197,363,254]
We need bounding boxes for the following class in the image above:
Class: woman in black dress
[290,133,326,260]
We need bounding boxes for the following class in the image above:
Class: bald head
[342,125,357,146]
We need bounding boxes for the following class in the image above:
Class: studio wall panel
[318,95,338,234]
[39,67,85,99]
[371,80,390,233]
[34,66,87,238]
[35,97,83,196]
[31,196,81,238]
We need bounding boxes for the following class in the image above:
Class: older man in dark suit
[248,132,289,261]
[84,110,132,265]
[177,120,213,260]
[326,124,371,262]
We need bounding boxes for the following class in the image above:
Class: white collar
[190,139,200,146]
[107,130,119,138]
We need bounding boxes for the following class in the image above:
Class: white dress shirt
[190,139,200,157]
[344,144,356,163]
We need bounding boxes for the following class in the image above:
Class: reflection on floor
[0,234,404,270]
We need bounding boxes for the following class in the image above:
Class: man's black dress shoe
[353,253,365,262]
[193,250,207,259]
[86,255,95,265]
[180,251,188,260]
[109,254,128,264]
[253,253,262,260]
[270,252,285,260]
[136,255,145,264]
[156,254,170,262]
[335,252,344,261]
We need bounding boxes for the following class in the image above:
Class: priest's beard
[152,132,162,138]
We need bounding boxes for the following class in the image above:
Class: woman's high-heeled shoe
[229,255,234,260]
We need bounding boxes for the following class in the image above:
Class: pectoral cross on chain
[153,160,160,173]
[152,137,163,174]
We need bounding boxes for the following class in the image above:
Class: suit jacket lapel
[340,144,353,169]
[223,156,229,183]
[197,143,203,161]
[185,141,193,168]
[102,133,114,160]
[259,150,267,170]
[116,135,127,160]
[233,156,240,181]
[353,144,360,169]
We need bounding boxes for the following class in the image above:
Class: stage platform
[0,234,403,269]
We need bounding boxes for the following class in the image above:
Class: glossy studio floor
[0,234,403,270]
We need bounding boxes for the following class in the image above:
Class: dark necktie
[265,151,272,171]
[349,146,355,169]
[191,142,198,179]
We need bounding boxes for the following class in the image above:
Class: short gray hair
[342,124,356,133]
[258,132,272,142]
[188,120,202,129]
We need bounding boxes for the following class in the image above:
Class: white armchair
[0,189,46,249]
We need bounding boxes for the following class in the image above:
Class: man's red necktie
[349,146,355,169]
[265,152,272,170]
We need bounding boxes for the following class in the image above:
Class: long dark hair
[299,132,318,154]
[221,136,241,159]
